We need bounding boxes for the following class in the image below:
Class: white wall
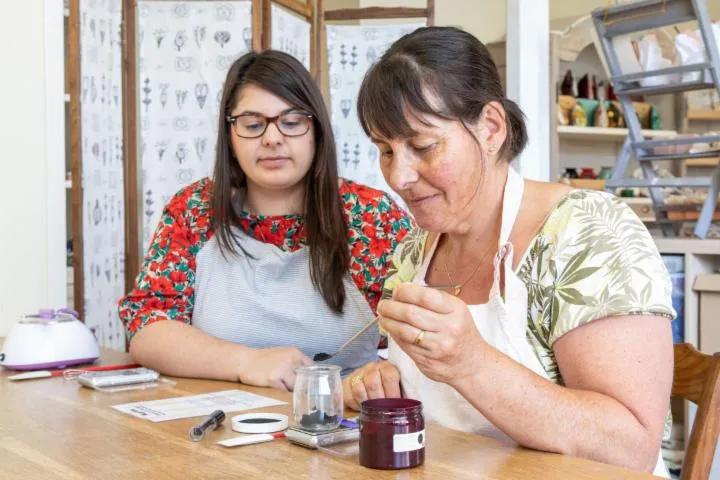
[357,0,507,42]
[358,0,720,43]
[0,1,66,336]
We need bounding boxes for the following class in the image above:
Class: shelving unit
[686,157,720,167]
[687,109,720,120]
[592,0,720,239]
[558,125,677,141]
[682,101,720,173]
[654,238,720,477]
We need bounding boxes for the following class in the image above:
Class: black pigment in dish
[313,353,332,362]
[237,418,283,424]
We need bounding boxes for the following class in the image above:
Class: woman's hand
[237,347,312,391]
[343,361,402,411]
[378,283,486,386]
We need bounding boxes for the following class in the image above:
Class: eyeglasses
[226,111,313,139]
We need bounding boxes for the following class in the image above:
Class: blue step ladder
[591,0,720,238]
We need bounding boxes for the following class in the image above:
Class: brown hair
[357,26,528,161]
[212,50,349,314]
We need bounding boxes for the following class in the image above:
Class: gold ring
[413,329,425,346]
[350,375,363,388]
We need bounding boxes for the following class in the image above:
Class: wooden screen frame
[261,0,320,80]
[121,0,263,293]
[318,1,435,96]
[322,3,434,23]
[67,0,84,317]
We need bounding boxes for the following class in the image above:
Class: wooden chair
[672,343,720,480]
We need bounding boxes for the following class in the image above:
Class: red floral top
[118,178,412,342]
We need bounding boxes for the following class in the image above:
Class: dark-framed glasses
[226,111,313,138]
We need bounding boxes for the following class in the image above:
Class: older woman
[343,26,674,476]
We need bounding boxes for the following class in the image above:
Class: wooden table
[0,348,656,479]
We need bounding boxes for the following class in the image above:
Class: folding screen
[265,0,317,75]
[71,0,126,348]
[321,2,434,205]
[124,0,258,255]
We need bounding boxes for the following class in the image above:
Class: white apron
[388,167,668,477]
[192,210,379,377]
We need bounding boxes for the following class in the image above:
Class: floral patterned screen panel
[80,0,126,349]
[327,23,423,207]
[270,3,311,70]
[138,1,253,249]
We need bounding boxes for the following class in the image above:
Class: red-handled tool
[7,363,141,381]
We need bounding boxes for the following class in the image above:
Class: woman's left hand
[377,283,487,385]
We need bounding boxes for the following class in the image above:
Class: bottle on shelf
[561,70,574,96]
[607,101,625,128]
[579,168,597,179]
[572,102,588,127]
[594,82,610,128]
[577,74,594,99]
[563,168,579,179]
[591,75,598,100]
[607,83,618,101]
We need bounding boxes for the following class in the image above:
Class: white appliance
[1,309,100,371]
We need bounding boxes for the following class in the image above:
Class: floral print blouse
[118,177,413,343]
[383,189,676,385]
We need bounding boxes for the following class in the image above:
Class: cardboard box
[568,179,605,191]
[621,197,655,222]
[694,274,720,355]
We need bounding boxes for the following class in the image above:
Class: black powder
[300,409,338,429]
[237,418,283,424]
[313,353,332,362]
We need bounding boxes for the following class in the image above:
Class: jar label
[393,430,425,453]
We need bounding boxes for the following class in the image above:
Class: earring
[487,145,497,154]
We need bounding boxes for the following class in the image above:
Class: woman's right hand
[343,361,402,411]
[238,347,312,391]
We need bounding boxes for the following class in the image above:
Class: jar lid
[361,398,423,416]
[19,308,80,324]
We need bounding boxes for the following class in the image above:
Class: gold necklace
[441,240,492,296]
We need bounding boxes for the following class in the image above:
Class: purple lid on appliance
[22,308,80,324]
[55,308,80,319]
[37,308,79,319]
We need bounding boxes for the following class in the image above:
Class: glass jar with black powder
[293,365,343,431]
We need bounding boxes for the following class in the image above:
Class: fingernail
[377,300,385,313]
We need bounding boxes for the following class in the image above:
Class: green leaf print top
[382,189,676,385]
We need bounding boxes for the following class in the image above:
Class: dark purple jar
[359,398,425,470]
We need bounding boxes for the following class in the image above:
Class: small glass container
[293,365,343,432]
[579,167,597,179]
[562,168,579,179]
[598,166,613,180]
[359,398,424,470]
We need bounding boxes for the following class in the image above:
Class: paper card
[112,389,287,422]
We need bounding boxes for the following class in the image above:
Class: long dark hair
[357,26,528,162]
[212,50,349,314]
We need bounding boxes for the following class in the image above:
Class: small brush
[313,315,380,362]
[312,284,459,362]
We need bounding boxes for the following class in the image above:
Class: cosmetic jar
[359,398,424,469]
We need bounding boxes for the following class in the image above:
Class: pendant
[453,286,462,296]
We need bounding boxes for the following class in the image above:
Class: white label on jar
[393,429,425,453]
